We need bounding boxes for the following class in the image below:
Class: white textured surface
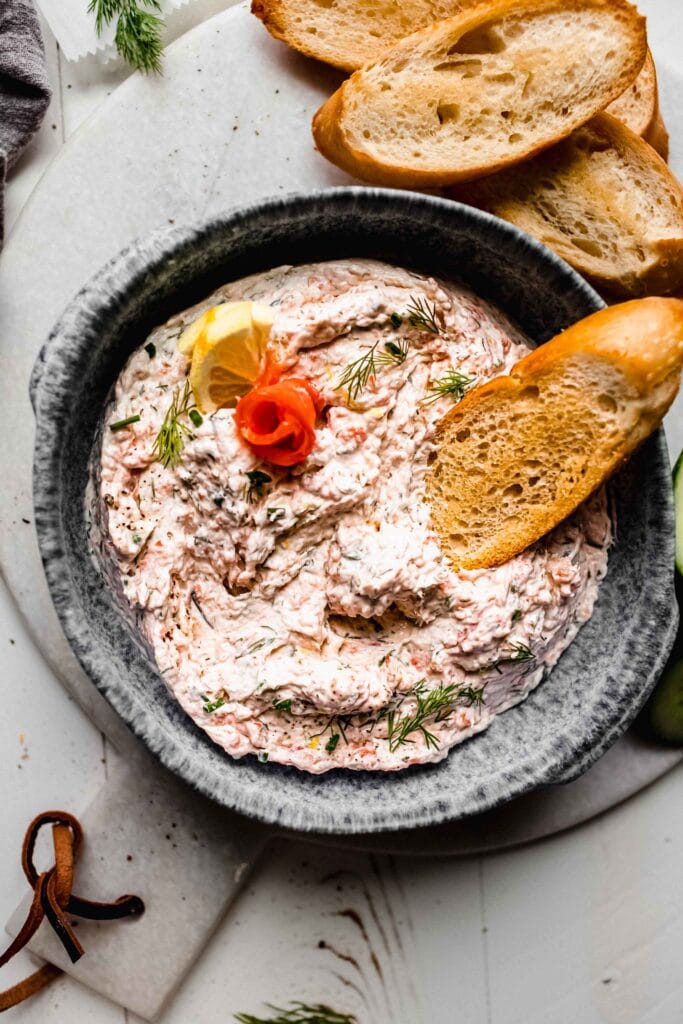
[6,747,266,1020]
[0,1,681,1021]
[35,0,205,62]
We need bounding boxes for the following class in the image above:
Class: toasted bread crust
[312,0,647,187]
[606,49,669,160]
[251,0,355,71]
[251,0,470,72]
[452,113,683,298]
[645,108,670,162]
[427,299,683,570]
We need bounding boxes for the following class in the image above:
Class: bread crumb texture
[312,0,647,185]
[427,299,683,569]
[453,113,683,296]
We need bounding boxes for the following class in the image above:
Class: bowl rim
[30,187,678,833]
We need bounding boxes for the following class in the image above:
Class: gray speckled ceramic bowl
[30,188,678,834]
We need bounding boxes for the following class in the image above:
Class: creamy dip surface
[98,259,611,773]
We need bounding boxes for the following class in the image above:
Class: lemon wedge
[178,301,274,413]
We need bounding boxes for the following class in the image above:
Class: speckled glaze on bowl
[30,188,678,834]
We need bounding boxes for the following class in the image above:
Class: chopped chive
[325,733,340,754]
[110,414,141,432]
[189,408,203,428]
[273,698,292,712]
[203,696,226,713]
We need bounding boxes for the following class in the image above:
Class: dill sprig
[483,641,536,674]
[88,0,164,74]
[336,341,379,402]
[405,296,441,334]
[384,680,485,753]
[152,380,197,468]
[336,338,411,401]
[234,1003,357,1024]
[311,715,349,752]
[377,338,410,367]
[508,641,535,662]
[423,369,475,406]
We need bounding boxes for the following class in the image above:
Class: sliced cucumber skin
[638,569,683,746]
[648,658,683,746]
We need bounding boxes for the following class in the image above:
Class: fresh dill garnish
[188,408,203,428]
[152,380,198,468]
[482,641,536,674]
[511,609,523,623]
[234,1003,357,1024]
[384,680,485,753]
[273,698,292,712]
[312,716,349,749]
[423,369,475,406]
[244,469,272,502]
[132,534,142,544]
[88,0,165,74]
[336,332,412,401]
[144,342,156,358]
[390,312,403,329]
[325,733,340,754]
[110,413,141,432]
[377,338,410,366]
[336,341,380,402]
[509,641,535,662]
[405,296,441,334]
[203,695,226,714]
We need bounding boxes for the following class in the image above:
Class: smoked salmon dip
[96,259,610,773]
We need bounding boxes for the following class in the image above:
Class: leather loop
[0,811,144,1012]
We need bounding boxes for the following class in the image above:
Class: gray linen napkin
[0,0,51,244]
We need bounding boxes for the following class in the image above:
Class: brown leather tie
[0,811,144,1012]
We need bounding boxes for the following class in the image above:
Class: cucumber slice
[649,657,683,746]
[674,451,683,577]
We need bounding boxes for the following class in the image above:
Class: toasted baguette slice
[312,0,646,188]
[645,110,671,164]
[452,113,683,298]
[426,298,683,571]
[606,49,669,160]
[251,0,468,72]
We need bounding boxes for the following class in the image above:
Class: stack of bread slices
[252,0,683,299]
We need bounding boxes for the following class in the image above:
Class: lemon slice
[179,302,275,413]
